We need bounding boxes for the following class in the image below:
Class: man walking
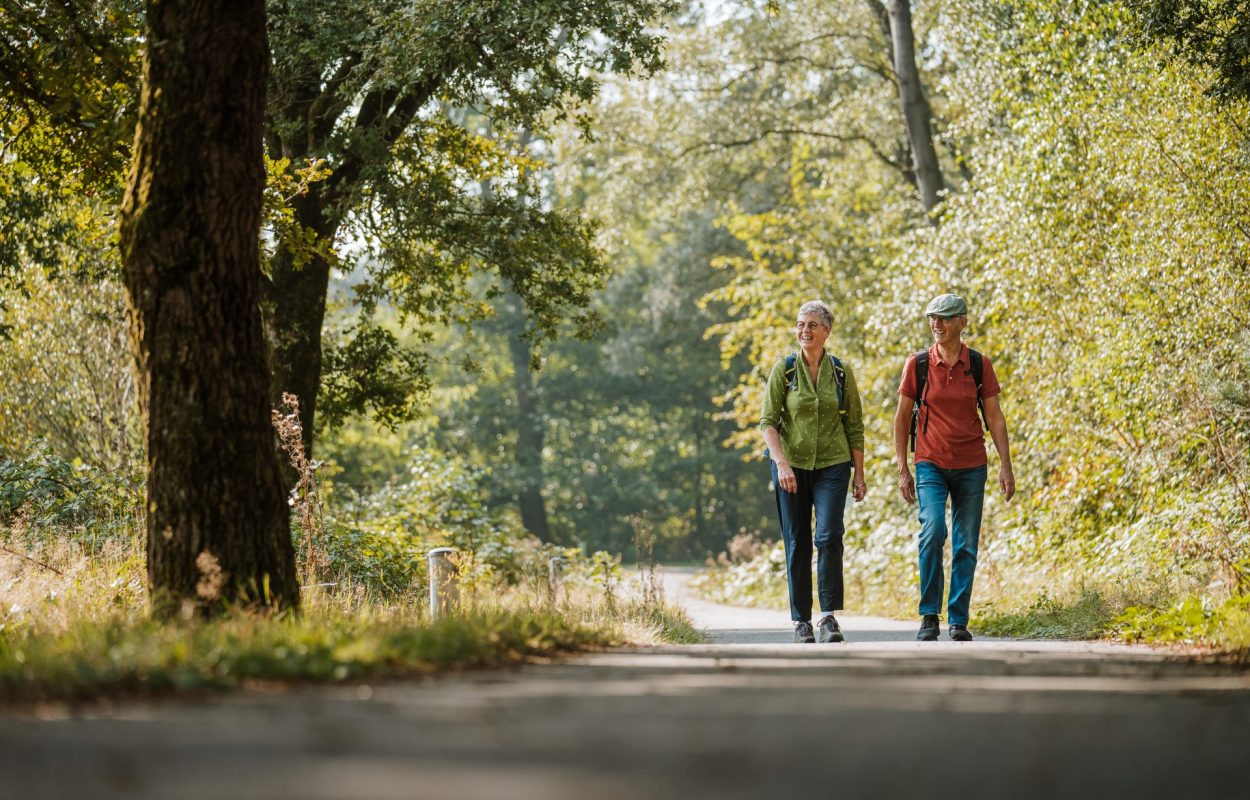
[893,294,1015,642]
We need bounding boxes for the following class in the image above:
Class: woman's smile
[795,313,830,350]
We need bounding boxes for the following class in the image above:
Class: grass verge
[974,589,1121,639]
[0,605,611,706]
[0,577,703,707]
[618,598,705,644]
[976,587,1250,658]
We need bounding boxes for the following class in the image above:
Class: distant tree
[119,0,297,615]
[432,201,776,557]
[497,290,554,543]
[876,0,947,216]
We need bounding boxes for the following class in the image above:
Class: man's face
[928,313,967,345]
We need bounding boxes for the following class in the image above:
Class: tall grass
[0,503,699,706]
[0,391,702,707]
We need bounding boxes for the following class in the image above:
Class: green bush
[1115,595,1250,650]
[319,449,553,594]
[0,443,141,535]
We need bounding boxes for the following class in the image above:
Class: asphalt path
[3,568,1249,799]
[670,565,959,644]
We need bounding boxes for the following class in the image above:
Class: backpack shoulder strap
[968,348,988,431]
[910,351,929,452]
[915,350,930,401]
[828,355,847,414]
[783,353,798,392]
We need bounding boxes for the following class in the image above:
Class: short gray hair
[797,300,832,329]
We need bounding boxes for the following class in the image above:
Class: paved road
[3,569,1249,799]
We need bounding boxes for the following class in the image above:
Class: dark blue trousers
[771,461,851,622]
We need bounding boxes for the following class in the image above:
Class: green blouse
[759,352,864,470]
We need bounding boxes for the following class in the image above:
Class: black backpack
[909,349,987,451]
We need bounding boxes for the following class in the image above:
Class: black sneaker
[949,624,973,642]
[817,615,844,643]
[794,621,815,643]
[916,614,940,641]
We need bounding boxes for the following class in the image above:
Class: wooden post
[547,555,566,603]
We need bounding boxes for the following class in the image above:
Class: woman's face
[795,312,831,351]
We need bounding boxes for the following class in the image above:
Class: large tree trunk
[505,295,554,543]
[886,0,946,218]
[119,0,297,617]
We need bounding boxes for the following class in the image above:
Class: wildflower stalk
[271,393,329,586]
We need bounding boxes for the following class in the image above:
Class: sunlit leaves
[890,0,1250,588]
[0,271,137,471]
[0,0,142,193]
[318,321,431,431]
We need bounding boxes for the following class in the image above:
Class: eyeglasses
[795,321,828,331]
[927,314,960,322]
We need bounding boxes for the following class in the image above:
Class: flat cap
[924,293,968,317]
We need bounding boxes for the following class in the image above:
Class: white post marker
[427,547,459,621]
[548,555,566,602]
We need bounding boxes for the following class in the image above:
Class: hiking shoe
[916,614,940,641]
[817,615,844,643]
[794,621,815,643]
[949,624,973,642]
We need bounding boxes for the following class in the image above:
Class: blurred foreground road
[3,568,1248,800]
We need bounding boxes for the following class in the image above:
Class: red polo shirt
[899,343,1000,469]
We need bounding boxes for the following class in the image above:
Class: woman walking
[760,300,866,643]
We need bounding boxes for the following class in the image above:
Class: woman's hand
[775,460,797,494]
[852,473,867,502]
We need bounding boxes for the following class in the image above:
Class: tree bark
[885,0,946,219]
[119,0,297,616]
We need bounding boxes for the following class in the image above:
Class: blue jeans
[916,462,987,626]
[771,461,851,622]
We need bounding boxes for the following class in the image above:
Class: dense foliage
[661,1,1250,635]
[409,213,776,557]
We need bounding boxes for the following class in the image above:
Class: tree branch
[0,543,64,576]
[677,126,914,179]
[324,80,438,206]
[307,52,362,145]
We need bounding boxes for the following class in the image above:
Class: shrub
[0,443,141,536]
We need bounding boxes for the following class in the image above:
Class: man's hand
[897,468,916,504]
[999,464,1016,501]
